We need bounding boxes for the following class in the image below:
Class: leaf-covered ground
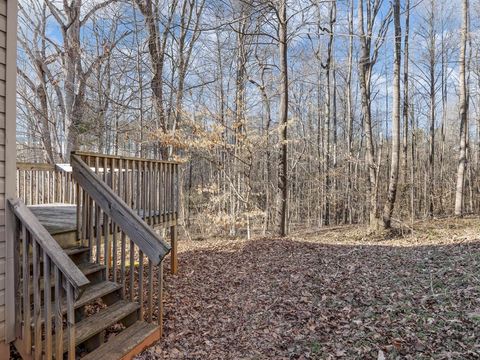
[139,218,480,359]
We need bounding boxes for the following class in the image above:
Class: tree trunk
[383,0,402,229]
[402,0,410,185]
[277,0,288,236]
[454,0,469,216]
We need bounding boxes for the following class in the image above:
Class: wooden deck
[28,204,178,236]
[13,153,180,359]
[28,204,77,234]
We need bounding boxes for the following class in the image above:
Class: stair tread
[64,246,90,256]
[27,246,89,266]
[74,281,122,309]
[81,321,160,360]
[56,300,139,351]
[32,281,122,327]
[77,262,105,275]
[24,262,105,294]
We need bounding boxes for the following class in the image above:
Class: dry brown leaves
[139,218,480,359]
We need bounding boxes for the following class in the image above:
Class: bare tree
[454,0,469,216]
[357,0,392,228]
[383,0,402,228]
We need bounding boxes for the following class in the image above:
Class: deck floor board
[28,204,175,236]
[28,204,77,235]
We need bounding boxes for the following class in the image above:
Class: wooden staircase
[48,245,161,359]
[10,152,180,359]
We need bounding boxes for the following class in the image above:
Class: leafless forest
[17,0,480,237]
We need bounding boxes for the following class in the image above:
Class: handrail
[71,154,171,265]
[16,162,55,171]
[8,198,90,294]
[73,150,182,165]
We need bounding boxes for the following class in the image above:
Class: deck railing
[9,198,90,360]
[16,162,76,205]
[71,153,171,326]
[73,151,180,273]
[72,152,180,228]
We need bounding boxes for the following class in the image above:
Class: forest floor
[138,217,480,360]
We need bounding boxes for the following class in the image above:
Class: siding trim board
[4,0,17,345]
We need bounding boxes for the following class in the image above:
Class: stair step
[24,262,105,295]
[82,321,160,360]
[77,262,105,277]
[27,246,90,272]
[64,245,90,256]
[34,281,122,326]
[73,281,122,310]
[55,300,140,353]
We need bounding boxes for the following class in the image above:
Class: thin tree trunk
[383,0,402,229]
[455,0,469,216]
[277,0,289,236]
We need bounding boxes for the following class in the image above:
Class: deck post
[170,225,178,274]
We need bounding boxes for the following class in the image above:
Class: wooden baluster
[144,161,149,224]
[176,164,179,220]
[154,162,159,225]
[60,171,63,202]
[168,164,171,221]
[148,260,153,322]
[132,160,137,212]
[76,184,83,245]
[167,164,171,222]
[32,240,42,360]
[121,231,126,298]
[104,156,110,279]
[167,164,170,221]
[95,157,101,264]
[172,164,176,221]
[139,250,144,320]
[171,224,178,275]
[54,268,63,359]
[125,159,130,205]
[66,283,76,360]
[22,228,31,354]
[46,170,50,203]
[136,160,141,216]
[43,253,52,359]
[52,171,56,203]
[110,157,115,191]
[36,171,39,205]
[39,171,43,204]
[160,163,164,224]
[16,169,19,198]
[28,171,32,205]
[112,158,119,282]
[120,159,127,297]
[22,170,26,202]
[144,161,148,223]
[157,260,164,333]
[148,163,152,223]
[129,241,135,302]
[87,156,94,261]
[65,172,69,203]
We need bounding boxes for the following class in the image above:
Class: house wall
[0,0,17,350]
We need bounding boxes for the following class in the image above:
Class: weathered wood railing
[16,162,76,205]
[73,151,180,228]
[9,198,90,360]
[73,151,180,273]
[71,154,171,327]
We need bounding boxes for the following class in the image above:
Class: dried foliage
[139,218,480,359]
